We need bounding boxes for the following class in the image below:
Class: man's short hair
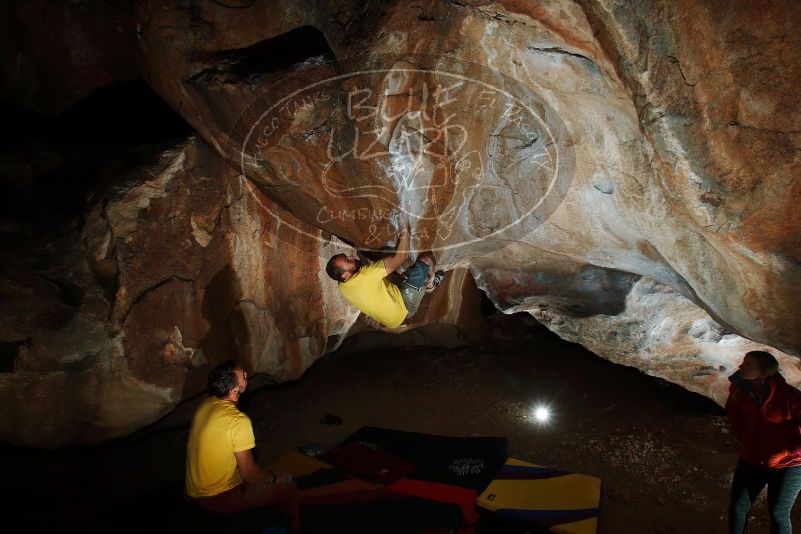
[747,350,779,375]
[326,253,347,282]
[208,359,239,398]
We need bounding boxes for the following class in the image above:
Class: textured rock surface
[0,134,477,446]
[0,138,357,446]
[1,0,800,445]
[477,269,800,405]
[131,0,799,354]
[573,0,801,353]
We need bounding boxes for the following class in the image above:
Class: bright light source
[533,406,550,423]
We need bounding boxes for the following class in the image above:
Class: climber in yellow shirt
[185,360,299,533]
[325,225,445,328]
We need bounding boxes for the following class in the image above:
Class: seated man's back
[185,360,300,533]
[186,395,255,498]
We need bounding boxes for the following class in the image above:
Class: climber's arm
[382,226,410,275]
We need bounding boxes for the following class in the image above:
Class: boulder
[0,137,363,446]
[132,0,800,387]
[2,0,800,444]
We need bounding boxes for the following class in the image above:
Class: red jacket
[726,373,801,468]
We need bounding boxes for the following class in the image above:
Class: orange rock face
[131,0,799,344]
[1,0,800,445]
[573,0,801,352]
[0,135,478,447]
[1,139,352,446]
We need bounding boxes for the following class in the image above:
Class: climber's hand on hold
[384,221,411,274]
[397,210,411,234]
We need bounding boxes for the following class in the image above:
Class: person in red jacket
[726,350,801,534]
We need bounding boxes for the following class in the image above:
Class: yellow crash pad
[476,458,601,534]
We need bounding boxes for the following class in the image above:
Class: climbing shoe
[427,270,445,293]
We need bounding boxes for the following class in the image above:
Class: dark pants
[729,458,801,534]
[195,481,300,534]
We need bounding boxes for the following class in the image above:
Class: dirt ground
[2,315,793,532]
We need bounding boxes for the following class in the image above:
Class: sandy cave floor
[2,316,795,533]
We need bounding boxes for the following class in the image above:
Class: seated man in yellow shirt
[185,360,299,533]
[325,226,445,328]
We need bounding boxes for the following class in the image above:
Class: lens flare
[533,406,550,422]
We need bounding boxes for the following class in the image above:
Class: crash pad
[476,458,601,534]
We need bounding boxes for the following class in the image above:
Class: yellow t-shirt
[185,396,256,498]
[338,259,408,328]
